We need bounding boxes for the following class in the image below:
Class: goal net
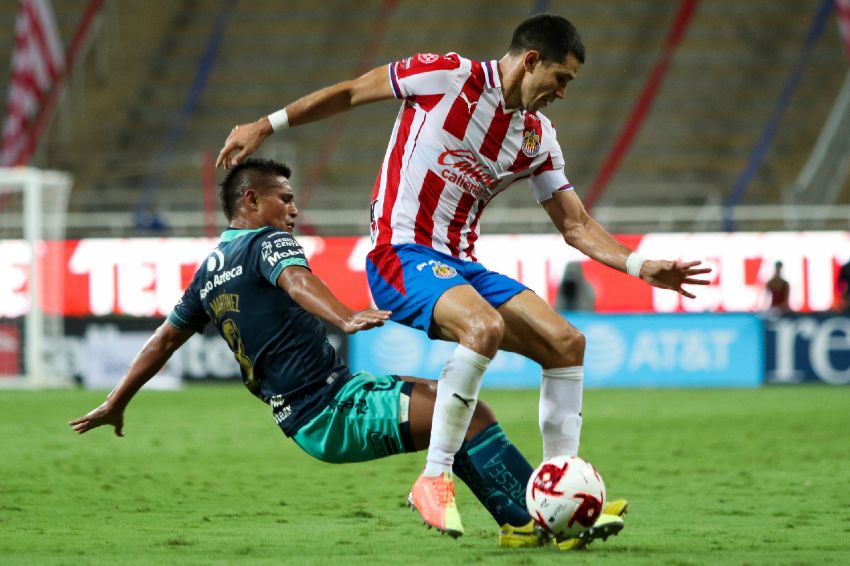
[0,167,73,387]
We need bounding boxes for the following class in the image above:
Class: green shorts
[292,371,415,463]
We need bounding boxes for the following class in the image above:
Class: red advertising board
[1,232,848,317]
[0,324,20,375]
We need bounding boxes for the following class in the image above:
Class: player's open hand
[640,259,712,299]
[216,118,273,169]
[340,309,392,334]
[69,401,125,437]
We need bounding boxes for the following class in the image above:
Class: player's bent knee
[538,328,586,368]
[558,328,586,357]
[459,311,505,353]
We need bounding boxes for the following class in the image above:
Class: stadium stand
[1,0,848,236]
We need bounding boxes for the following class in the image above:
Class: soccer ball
[526,455,606,539]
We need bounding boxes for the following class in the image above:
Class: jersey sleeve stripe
[268,258,310,285]
[167,310,203,332]
[388,62,402,98]
[167,310,191,327]
[483,60,495,88]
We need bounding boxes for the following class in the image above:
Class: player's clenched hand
[68,401,125,437]
[640,260,712,299]
[215,118,273,169]
[340,309,392,334]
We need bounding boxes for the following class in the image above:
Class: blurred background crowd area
[2,0,849,238]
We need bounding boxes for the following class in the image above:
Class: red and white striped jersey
[369,52,573,262]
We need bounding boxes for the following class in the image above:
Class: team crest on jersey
[521,129,541,158]
[417,53,440,65]
[432,262,457,279]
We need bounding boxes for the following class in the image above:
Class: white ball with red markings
[526,455,606,539]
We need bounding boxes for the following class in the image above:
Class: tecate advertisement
[2,231,848,317]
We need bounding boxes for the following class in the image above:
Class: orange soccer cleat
[407,472,464,538]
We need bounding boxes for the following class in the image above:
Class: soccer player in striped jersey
[217,14,710,547]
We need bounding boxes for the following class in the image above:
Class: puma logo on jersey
[459,92,477,114]
[452,393,474,408]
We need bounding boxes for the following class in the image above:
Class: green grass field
[2,385,849,565]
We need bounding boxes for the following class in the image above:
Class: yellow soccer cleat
[555,513,624,551]
[498,520,550,548]
[407,472,464,538]
[602,498,629,518]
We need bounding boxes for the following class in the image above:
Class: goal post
[0,167,73,387]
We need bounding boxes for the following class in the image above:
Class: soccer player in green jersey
[70,158,622,549]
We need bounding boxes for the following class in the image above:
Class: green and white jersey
[168,227,351,436]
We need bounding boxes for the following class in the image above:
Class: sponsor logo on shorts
[271,395,291,424]
[330,396,369,416]
[432,263,457,279]
[415,259,458,279]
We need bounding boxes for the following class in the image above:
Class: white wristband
[626,253,646,278]
[267,108,289,132]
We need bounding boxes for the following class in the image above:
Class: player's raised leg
[498,290,586,459]
[498,290,628,548]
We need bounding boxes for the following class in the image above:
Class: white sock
[539,366,584,460]
[422,345,491,477]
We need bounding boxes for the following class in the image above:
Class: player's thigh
[431,259,525,346]
[430,284,504,349]
[497,289,586,369]
[292,372,414,463]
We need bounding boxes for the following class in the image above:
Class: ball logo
[521,129,541,158]
[566,492,603,529]
[530,461,569,500]
[206,249,225,272]
[417,53,439,65]
[432,263,457,279]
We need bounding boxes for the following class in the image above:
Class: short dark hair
[219,158,291,220]
[509,14,585,64]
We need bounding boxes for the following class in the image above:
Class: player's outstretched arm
[216,65,395,169]
[68,322,194,436]
[277,265,391,334]
[543,190,711,298]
